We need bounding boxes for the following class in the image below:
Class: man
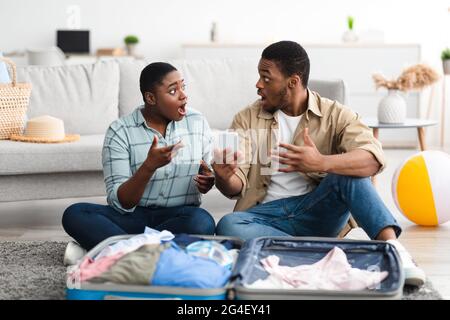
[213,41,425,286]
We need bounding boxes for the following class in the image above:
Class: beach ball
[392,150,450,226]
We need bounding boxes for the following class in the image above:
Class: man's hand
[143,136,183,172]
[211,148,241,181]
[274,128,326,173]
[194,160,215,194]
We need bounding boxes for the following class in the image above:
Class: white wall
[1,0,449,62]
[1,0,450,146]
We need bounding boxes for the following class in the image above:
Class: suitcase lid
[230,236,404,295]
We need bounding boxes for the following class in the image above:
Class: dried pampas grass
[373,64,440,91]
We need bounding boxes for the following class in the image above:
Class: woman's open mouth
[178,104,187,116]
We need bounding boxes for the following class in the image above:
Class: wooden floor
[400,224,450,299]
[1,148,449,299]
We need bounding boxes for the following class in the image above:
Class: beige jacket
[230,89,385,212]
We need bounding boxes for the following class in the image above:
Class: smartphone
[198,162,213,176]
[167,141,184,160]
[213,130,239,154]
[171,140,184,152]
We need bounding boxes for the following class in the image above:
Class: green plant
[441,48,450,60]
[124,35,139,45]
[347,16,354,30]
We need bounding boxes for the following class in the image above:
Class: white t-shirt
[262,110,314,203]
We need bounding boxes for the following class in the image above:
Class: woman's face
[151,70,188,121]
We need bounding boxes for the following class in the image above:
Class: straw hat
[10,115,80,143]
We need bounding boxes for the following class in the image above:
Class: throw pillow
[0,52,11,84]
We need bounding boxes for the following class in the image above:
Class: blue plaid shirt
[102,106,213,213]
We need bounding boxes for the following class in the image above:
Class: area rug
[0,241,443,300]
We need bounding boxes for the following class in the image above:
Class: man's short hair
[262,41,310,88]
[140,62,177,102]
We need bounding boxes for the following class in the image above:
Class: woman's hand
[194,160,215,194]
[143,136,183,172]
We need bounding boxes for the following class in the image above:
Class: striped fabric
[102,105,212,213]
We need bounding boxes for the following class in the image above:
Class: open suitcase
[66,234,404,300]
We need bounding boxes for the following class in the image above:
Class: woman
[62,62,216,258]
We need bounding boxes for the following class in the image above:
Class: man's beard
[264,87,289,114]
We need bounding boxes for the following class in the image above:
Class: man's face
[256,58,290,114]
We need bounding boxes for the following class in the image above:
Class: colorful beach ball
[392,151,450,226]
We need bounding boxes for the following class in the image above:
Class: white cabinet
[183,43,421,147]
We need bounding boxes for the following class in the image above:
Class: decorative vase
[210,22,218,43]
[342,30,358,43]
[377,90,407,124]
[443,60,450,75]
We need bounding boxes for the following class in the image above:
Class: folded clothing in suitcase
[66,232,243,300]
[66,233,404,300]
[231,237,404,300]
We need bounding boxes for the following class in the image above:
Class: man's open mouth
[258,91,266,101]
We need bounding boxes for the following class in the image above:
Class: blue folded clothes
[172,233,237,250]
[172,234,204,247]
[152,242,231,289]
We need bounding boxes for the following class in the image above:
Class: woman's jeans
[62,203,216,250]
[216,173,401,241]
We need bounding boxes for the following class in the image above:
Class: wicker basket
[0,57,31,140]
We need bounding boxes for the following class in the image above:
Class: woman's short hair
[139,62,177,101]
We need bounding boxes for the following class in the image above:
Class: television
[56,30,90,54]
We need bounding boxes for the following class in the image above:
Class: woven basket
[0,57,31,140]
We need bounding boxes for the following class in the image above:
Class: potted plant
[441,48,450,75]
[124,35,139,56]
[342,16,358,43]
[348,16,354,31]
[373,64,440,123]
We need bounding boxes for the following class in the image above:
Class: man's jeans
[62,203,216,250]
[216,173,401,241]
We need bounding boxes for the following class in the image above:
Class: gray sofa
[0,58,346,210]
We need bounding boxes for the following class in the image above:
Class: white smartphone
[213,130,239,154]
[171,140,184,152]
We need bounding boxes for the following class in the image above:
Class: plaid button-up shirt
[102,106,212,213]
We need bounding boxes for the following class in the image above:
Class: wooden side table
[364,118,438,151]
[363,118,438,185]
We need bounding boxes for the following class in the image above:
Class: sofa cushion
[0,135,104,175]
[17,61,120,135]
[174,59,260,130]
[118,59,346,130]
[119,58,260,129]
[118,59,147,117]
[309,79,346,105]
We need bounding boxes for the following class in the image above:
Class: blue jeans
[216,173,401,241]
[62,203,216,250]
